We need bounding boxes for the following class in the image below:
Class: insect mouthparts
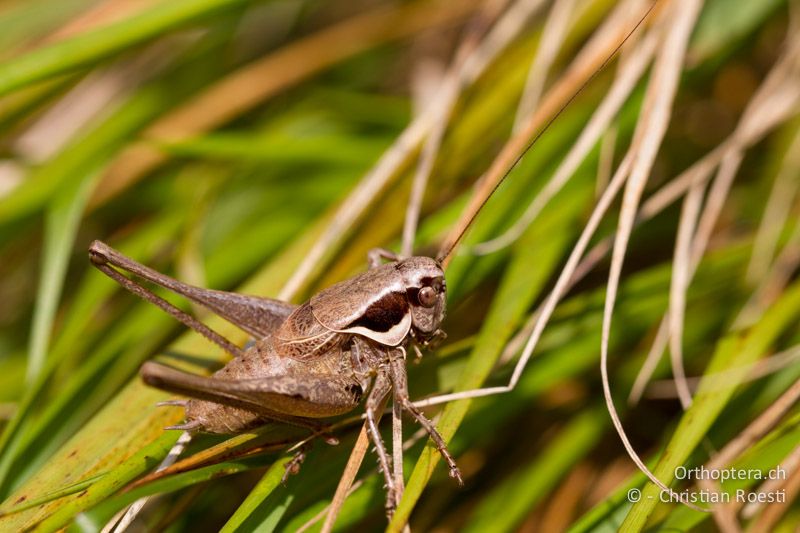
[88,240,111,266]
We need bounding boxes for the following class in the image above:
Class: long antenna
[436,1,658,265]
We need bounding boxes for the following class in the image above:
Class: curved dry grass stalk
[664,149,745,411]
[598,0,706,510]
[512,0,577,133]
[630,29,800,405]
[668,180,704,409]
[629,160,752,403]
[469,10,657,256]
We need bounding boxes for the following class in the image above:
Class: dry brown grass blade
[749,456,800,533]
[512,0,578,132]
[89,0,481,209]
[401,0,514,257]
[630,28,800,405]
[471,21,657,255]
[282,0,552,301]
[440,0,656,263]
[321,423,370,533]
[599,0,707,511]
[299,423,430,533]
[744,442,800,522]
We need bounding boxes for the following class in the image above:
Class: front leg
[364,369,397,512]
[388,352,463,485]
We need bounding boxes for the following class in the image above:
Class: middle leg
[389,352,463,485]
[364,370,397,512]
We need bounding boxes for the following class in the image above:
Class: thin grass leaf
[0,212,330,529]
[621,281,800,530]
[219,456,293,532]
[0,0,249,97]
[0,473,103,519]
[1,0,798,529]
[388,183,590,530]
[26,170,99,383]
[465,408,606,533]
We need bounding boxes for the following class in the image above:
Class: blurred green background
[0,0,799,531]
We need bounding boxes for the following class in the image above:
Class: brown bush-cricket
[88,2,657,528]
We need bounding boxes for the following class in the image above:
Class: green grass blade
[465,408,606,533]
[26,171,99,383]
[621,281,800,530]
[0,0,248,97]
[219,456,292,532]
[388,183,590,531]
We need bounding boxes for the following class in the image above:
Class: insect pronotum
[90,2,660,529]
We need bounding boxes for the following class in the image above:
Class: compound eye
[417,286,437,308]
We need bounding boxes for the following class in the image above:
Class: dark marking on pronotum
[346,291,408,332]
